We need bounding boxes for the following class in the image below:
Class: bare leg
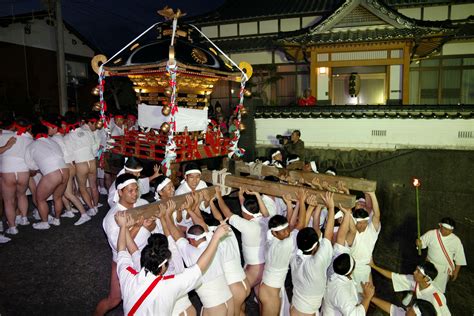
[202,302,230,316]
[182,305,197,316]
[1,173,17,228]
[229,279,251,316]
[75,162,94,209]
[63,164,87,215]
[52,169,69,218]
[87,159,99,206]
[93,261,122,316]
[36,171,62,222]
[28,176,38,209]
[16,172,30,218]
[290,306,315,316]
[104,173,114,190]
[258,283,281,316]
[245,264,265,289]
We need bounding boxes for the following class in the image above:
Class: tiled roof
[282,27,452,45]
[383,0,474,7]
[188,0,344,25]
[254,105,474,119]
[209,35,279,53]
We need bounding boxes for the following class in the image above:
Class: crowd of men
[0,115,467,315]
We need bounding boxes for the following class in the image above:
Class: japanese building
[0,11,98,114]
[190,0,474,154]
[191,0,474,107]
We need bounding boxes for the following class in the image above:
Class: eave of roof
[255,105,474,119]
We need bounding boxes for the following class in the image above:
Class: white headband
[158,259,168,268]
[440,223,454,230]
[357,198,366,204]
[241,205,262,218]
[326,170,336,176]
[270,222,289,232]
[417,265,432,282]
[273,161,284,169]
[355,216,370,222]
[271,150,281,158]
[304,240,319,253]
[334,210,344,220]
[345,255,355,276]
[310,161,318,173]
[117,179,138,190]
[185,169,201,176]
[412,304,422,316]
[157,178,172,192]
[186,231,207,241]
[287,157,300,164]
[124,166,143,173]
[113,178,138,203]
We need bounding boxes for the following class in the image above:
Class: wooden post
[201,170,355,208]
[234,161,376,192]
[126,186,217,221]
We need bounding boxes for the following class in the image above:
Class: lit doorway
[331,66,386,105]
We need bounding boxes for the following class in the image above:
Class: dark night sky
[0,0,225,54]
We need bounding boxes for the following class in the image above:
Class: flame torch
[413,178,421,255]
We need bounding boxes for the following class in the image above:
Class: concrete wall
[255,118,474,150]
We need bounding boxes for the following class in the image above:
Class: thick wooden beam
[126,186,217,221]
[201,170,355,208]
[234,161,376,192]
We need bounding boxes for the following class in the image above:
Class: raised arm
[124,214,139,254]
[336,204,352,246]
[115,211,130,252]
[157,203,171,237]
[370,297,393,314]
[310,198,323,238]
[321,192,335,241]
[369,259,393,280]
[366,191,380,231]
[196,223,230,273]
[187,195,209,232]
[213,187,229,221]
[295,189,308,231]
[165,200,185,241]
[246,189,269,217]
[282,194,295,223]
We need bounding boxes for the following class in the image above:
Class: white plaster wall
[398,8,421,20]
[220,23,238,37]
[255,118,474,150]
[201,25,218,38]
[0,19,94,57]
[423,6,449,21]
[442,42,474,56]
[239,22,258,35]
[280,18,300,32]
[389,65,402,100]
[317,72,329,100]
[230,51,272,65]
[259,20,278,33]
[302,16,321,28]
[451,4,474,20]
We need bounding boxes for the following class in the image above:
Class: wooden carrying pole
[126,186,217,221]
[126,168,356,220]
[234,161,377,192]
[200,170,355,208]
